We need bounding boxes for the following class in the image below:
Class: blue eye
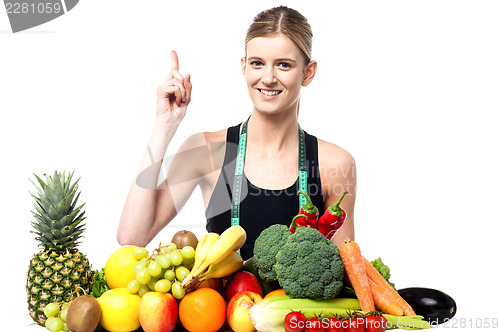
[278,62,291,69]
[250,61,264,67]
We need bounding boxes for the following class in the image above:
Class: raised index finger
[171,50,179,71]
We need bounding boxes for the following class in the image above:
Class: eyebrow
[247,56,297,63]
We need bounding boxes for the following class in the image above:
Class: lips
[258,88,282,98]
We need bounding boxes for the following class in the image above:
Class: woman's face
[241,33,316,116]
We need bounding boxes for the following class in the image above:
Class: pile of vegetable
[254,225,344,301]
[274,227,344,300]
[249,191,445,331]
[340,239,415,316]
[249,295,431,331]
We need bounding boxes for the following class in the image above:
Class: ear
[302,60,317,87]
[241,57,247,78]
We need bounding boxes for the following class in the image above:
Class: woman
[117,6,356,259]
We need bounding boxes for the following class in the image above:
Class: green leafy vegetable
[274,227,344,301]
[90,268,110,298]
[371,257,396,290]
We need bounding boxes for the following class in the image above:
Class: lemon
[98,288,141,331]
[105,245,139,289]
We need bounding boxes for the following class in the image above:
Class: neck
[246,110,299,155]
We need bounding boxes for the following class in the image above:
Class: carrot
[362,256,416,316]
[339,239,375,312]
[368,278,403,316]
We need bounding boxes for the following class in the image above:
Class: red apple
[138,292,178,332]
[227,291,263,332]
[224,270,263,302]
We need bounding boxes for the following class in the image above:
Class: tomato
[364,315,388,332]
[326,317,345,332]
[285,311,307,332]
[345,316,365,332]
[305,317,326,332]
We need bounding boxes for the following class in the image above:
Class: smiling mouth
[258,88,282,96]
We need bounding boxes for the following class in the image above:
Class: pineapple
[26,171,93,326]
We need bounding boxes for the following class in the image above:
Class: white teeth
[259,89,281,96]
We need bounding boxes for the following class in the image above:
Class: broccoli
[253,224,291,281]
[274,227,344,301]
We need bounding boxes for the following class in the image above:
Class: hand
[156,50,192,123]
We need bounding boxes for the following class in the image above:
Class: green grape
[160,243,177,254]
[147,278,159,291]
[134,258,150,274]
[43,302,60,318]
[133,247,149,260]
[45,316,63,332]
[181,246,196,260]
[136,268,151,284]
[175,266,190,282]
[148,261,162,277]
[127,279,141,293]
[183,257,195,269]
[59,308,68,322]
[62,322,69,332]
[169,250,183,266]
[171,281,186,300]
[60,302,71,312]
[155,254,171,269]
[155,279,172,293]
[166,243,177,252]
[138,284,150,297]
[164,269,176,281]
[59,302,70,322]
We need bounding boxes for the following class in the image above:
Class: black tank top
[205,123,324,260]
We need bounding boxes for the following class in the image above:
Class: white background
[2,0,499,330]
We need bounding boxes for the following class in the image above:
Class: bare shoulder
[175,128,227,152]
[167,128,229,187]
[317,138,355,170]
[316,138,357,208]
[202,128,228,144]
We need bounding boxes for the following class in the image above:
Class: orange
[264,288,287,299]
[179,288,226,332]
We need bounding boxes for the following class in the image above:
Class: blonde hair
[245,6,313,116]
[245,6,313,65]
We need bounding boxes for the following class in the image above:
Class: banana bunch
[181,225,246,291]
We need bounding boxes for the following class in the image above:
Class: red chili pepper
[289,214,309,233]
[317,191,348,240]
[289,191,319,233]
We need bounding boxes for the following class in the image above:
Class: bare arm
[318,139,357,247]
[117,50,194,246]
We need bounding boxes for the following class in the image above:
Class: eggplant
[398,287,457,325]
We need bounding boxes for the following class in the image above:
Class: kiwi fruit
[171,230,198,249]
[66,295,102,332]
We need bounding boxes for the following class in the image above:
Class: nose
[261,66,277,85]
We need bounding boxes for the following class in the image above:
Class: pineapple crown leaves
[29,170,87,251]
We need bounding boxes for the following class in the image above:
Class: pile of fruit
[126,243,196,299]
[26,171,456,332]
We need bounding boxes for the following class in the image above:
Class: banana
[198,251,243,280]
[204,225,247,265]
[182,251,243,291]
[181,226,247,291]
[190,225,246,278]
[190,232,219,276]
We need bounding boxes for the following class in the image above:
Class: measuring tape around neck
[230,117,308,227]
